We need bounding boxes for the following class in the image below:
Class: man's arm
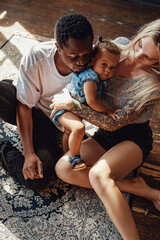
[16,101,43,180]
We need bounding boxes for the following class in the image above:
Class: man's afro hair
[55,13,93,48]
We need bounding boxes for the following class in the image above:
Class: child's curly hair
[93,36,120,57]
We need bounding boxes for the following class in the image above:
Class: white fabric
[16,41,73,117]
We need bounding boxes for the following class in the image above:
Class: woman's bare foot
[117,176,160,211]
[134,176,160,211]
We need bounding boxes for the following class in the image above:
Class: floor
[0,0,160,239]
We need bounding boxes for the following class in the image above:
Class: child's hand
[108,109,121,120]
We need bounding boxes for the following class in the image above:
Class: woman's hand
[50,88,74,118]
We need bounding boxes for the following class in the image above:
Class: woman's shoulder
[114,37,130,45]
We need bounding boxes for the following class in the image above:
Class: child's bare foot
[73,161,87,171]
[69,155,87,171]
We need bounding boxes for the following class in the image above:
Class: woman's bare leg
[56,138,160,211]
[88,140,142,240]
[55,138,105,187]
[56,139,141,239]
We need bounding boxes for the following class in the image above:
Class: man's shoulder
[29,41,56,58]
[21,41,56,69]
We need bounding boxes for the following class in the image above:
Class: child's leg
[59,111,86,170]
[62,129,71,154]
[60,112,85,156]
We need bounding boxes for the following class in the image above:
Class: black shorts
[92,121,153,163]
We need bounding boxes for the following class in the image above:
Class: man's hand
[22,153,44,180]
[50,88,74,118]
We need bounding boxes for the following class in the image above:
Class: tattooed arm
[70,99,149,131]
[50,89,151,131]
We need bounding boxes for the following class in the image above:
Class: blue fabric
[67,68,102,103]
[52,68,103,127]
[52,109,68,127]
[69,155,85,169]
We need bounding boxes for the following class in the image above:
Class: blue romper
[52,68,103,127]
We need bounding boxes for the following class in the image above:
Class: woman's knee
[55,159,62,178]
[55,156,73,183]
[89,163,114,195]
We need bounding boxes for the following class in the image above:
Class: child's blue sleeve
[81,68,99,85]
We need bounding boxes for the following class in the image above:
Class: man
[0,13,93,190]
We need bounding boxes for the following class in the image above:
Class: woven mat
[0,34,129,240]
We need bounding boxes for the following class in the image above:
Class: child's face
[92,49,120,80]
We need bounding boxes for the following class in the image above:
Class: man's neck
[54,50,72,76]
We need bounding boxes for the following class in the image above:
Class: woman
[50,19,160,240]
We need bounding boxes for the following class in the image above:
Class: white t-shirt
[16,41,73,117]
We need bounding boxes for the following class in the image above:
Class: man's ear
[90,57,94,66]
[55,42,62,54]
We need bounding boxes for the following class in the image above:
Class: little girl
[51,37,120,171]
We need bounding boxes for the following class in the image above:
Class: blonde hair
[118,19,160,110]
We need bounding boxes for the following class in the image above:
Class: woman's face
[133,36,159,66]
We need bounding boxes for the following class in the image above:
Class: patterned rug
[0,34,130,240]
